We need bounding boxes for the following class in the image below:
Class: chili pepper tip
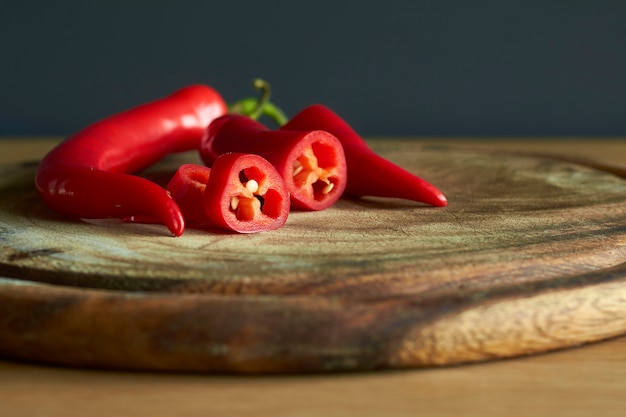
[167,213,185,237]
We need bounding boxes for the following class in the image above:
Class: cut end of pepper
[229,168,265,222]
[205,153,290,233]
[287,131,347,211]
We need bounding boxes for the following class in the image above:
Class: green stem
[250,79,270,120]
[228,79,289,126]
[258,101,288,126]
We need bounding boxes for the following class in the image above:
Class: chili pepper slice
[200,115,347,211]
[35,85,228,236]
[166,163,212,225]
[203,153,290,233]
[280,104,448,207]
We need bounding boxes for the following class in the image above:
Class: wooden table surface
[1,138,625,417]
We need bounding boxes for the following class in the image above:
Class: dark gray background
[2,1,625,137]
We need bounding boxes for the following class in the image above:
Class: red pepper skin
[166,164,212,225]
[281,105,448,207]
[166,157,289,233]
[203,153,290,233]
[35,85,228,236]
[200,115,347,211]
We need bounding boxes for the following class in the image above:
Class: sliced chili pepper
[166,163,212,225]
[203,153,290,233]
[280,105,448,207]
[200,115,347,211]
[35,85,228,236]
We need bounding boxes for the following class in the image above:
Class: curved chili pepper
[35,85,228,236]
[204,153,290,233]
[200,115,347,211]
[280,105,447,207]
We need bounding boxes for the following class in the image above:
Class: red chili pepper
[200,115,347,211]
[35,85,228,236]
[280,105,448,207]
[203,153,290,233]
[166,156,290,233]
[166,163,212,225]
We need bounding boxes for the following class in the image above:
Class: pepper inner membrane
[231,167,282,221]
[292,141,339,201]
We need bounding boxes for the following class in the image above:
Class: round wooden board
[1,141,625,373]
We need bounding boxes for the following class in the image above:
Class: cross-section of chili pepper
[203,153,290,233]
[35,85,228,236]
[199,115,347,211]
[280,104,447,207]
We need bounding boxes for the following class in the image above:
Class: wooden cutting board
[1,141,625,373]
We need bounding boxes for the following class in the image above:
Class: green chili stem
[228,79,289,126]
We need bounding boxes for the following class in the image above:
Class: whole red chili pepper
[35,85,228,236]
[200,115,347,211]
[280,105,448,207]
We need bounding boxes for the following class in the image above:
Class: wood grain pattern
[0,141,625,373]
